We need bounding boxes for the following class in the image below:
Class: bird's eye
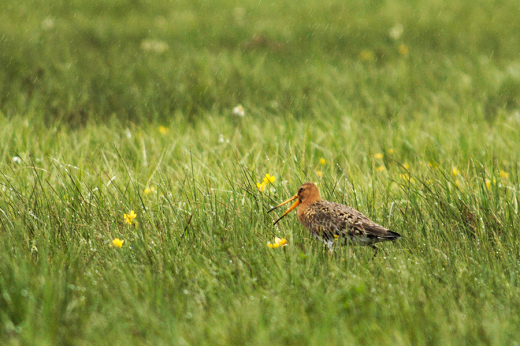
[298,188,303,193]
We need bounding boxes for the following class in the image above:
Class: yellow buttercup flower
[124,210,137,225]
[376,165,386,172]
[452,167,460,176]
[144,186,156,195]
[257,182,266,192]
[401,173,414,183]
[374,153,384,159]
[403,163,410,170]
[276,237,287,246]
[388,149,395,154]
[263,174,276,184]
[316,170,323,178]
[485,179,496,190]
[398,44,409,55]
[158,126,169,134]
[268,237,288,248]
[360,49,375,62]
[319,158,326,165]
[499,170,509,179]
[112,238,124,248]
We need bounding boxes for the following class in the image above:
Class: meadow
[1,0,520,344]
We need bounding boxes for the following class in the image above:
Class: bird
[268,182,400,256]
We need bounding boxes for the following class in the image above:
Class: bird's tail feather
[385,230,401,239]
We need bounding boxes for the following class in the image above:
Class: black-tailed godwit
[268,182,400,256]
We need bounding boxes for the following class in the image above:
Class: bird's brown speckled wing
[299,201,395,246]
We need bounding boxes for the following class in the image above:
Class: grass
[1,0,520,344]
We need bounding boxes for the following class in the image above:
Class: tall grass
[1,0,520,344]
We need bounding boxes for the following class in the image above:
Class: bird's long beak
[268,195,300,225]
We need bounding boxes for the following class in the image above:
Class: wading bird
[268,182,400,256]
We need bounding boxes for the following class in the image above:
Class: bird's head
[268,182,321,225]
[296,182,321,204]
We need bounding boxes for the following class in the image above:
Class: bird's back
[298,200,400,246]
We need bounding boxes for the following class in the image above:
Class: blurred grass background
[1,0,520,345]
[2,0,520,125]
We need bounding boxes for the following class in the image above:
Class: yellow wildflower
[403,163,410,170]
[112,238,124,248]
[376,165,386,172]
[499,170,509,179]
[401,173,414,183]
[388,149,395,154]
[144,186,156,195]
[452,167,460,176]
[263,174,276,184]
[374,153,384,159]
[124,210,137,225]
[398,44,409,55]
[360,49,375,62]
[485,179,496,190]
[455,180,460,187]
[320,158,326,165]
[256,182,266,192]
[158,126,169,135]
[276,237,287,246]
[316,170,323,178]
[268,237,288,248]
[334,235,339,242]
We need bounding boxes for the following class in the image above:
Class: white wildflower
[232,105,245,117]
[389,24,403,40]
[42,17,54,30]
[141,39,169,53]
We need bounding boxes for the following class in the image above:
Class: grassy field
[2,0,520,344]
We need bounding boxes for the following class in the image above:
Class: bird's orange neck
[297,194,321,219]
[300,195,321,206]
